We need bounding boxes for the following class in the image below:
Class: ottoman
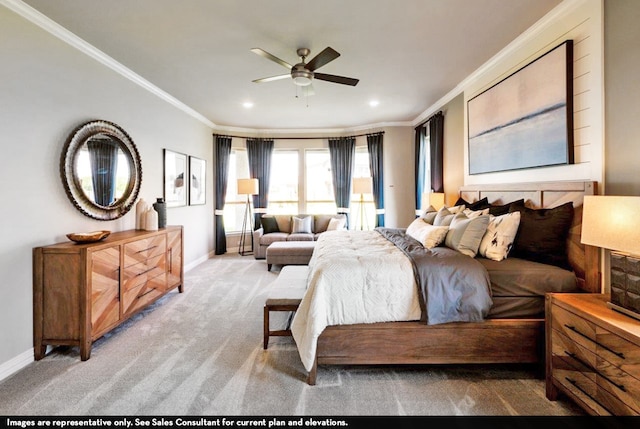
[265,241,316,271]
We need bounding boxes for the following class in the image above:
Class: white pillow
[326,217,346,231]
[478,211,521,261]
[463,208,490,218]
[444,212,491,257]
[292,216,312,234]
[406,218,449,249]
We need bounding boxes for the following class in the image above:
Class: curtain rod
[213,131,384,140]
[415,110,443,129]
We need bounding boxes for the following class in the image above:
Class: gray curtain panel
[214,135,232,255]
[87,138,119,206]
[367,132,385,227]
[429,111,444,194]
[246,138,274,230]
[329,137,355,228]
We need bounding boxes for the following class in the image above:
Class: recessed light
[369,100,379,107]
[243,102,254,109]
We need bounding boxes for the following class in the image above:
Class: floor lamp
[353,177,373,231]
[237,178,259,256]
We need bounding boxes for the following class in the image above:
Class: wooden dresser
[546,293,640,415]
[33,226,183,361]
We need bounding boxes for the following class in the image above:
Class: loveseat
[252,213,347,259]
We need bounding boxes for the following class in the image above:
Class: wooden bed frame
[306,180,600,385]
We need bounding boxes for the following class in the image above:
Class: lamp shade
[353,177,373,195]
[581,195,640,255]
[429,192,446,210]
[237,178,259,195]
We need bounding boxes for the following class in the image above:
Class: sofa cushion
[259,232,289,246]
[274,215,292,233]
[314,214,346,233]
[287,233,314,241]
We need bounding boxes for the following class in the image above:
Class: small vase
[153,197,167,229]
[145,207,158,231]
[135,198,149,230]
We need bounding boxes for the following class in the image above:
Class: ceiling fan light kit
[251,46,359,91]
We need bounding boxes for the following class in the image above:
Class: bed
[290,180,600,385]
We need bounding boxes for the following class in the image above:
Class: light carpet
[0,254,584,416]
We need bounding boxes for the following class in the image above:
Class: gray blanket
[376,227,493,325]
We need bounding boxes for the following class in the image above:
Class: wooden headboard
[459,180,600,293]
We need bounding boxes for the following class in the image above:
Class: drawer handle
[136,245,158,254]
[565,351,627,392]
[564,324,625,359]
[564,377,610,412]
[136,267,156,277]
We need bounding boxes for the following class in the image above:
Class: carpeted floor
[0,254,585,416]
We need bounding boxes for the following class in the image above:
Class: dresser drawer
[596,328,640,380]
[124,235,166,267]
[122,254,166,289]
[552,304,597,352]
[552,329,597,369]
[121,274,165,315]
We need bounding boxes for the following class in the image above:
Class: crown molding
[411,0,585,126]
[1,0,217,129]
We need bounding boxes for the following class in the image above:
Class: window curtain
[414,124,427,217]
[246,138,274,230]
[214,135,232,255]
[329,137,355,228]
[366,132,385,227]
[87,138,119,206]
[429,111,444,194]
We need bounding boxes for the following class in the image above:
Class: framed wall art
[163,149,187,207]
[467,40,574,175]
[189,156,206,205]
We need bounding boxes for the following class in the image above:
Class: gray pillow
[292,216,312,234]
[445,212,491,257]
[433,207,455,227]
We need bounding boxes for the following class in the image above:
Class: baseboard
[185,253,212,273]
[0,348,33,383]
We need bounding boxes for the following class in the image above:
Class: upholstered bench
[263,265,309,349]
[265,241,316,271]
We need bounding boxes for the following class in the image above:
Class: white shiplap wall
[463,0,603,186]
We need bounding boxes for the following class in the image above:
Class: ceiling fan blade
[314,73,359,86]
[305,47,340,71]
[252,74,291,83]
[250,48,292,70]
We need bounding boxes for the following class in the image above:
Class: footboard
[308,318,544,385]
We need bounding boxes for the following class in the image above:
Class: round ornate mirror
[61,120,142,220]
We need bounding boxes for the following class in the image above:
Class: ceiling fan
[250,47,359,90]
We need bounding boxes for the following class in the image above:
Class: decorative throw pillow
[260,216,280,234]
[420,205,438,224]
[292,216,313,234]
[406,218,449,249]
[455,197,490,211]
[478,211,521,261]
[463,207,490,219]
[433,207,456,227]
[508,202,574,270]
[444,212,491,258]
[326,217,347,231]
[447,204,465,214]
[488,199,525,216]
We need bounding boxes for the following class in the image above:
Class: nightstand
[546,293,640,415]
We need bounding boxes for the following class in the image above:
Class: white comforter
[290,230,422,372]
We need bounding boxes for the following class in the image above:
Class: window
[223,149,250,233]
[351,147,375,230]
[268,150,299,214]
[305,150,336,214]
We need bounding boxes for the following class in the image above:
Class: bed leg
[307,356,317,385]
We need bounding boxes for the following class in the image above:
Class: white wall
[0,7,214,377]
[463,0,604,187]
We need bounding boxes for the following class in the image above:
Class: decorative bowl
[66,230,111,243]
